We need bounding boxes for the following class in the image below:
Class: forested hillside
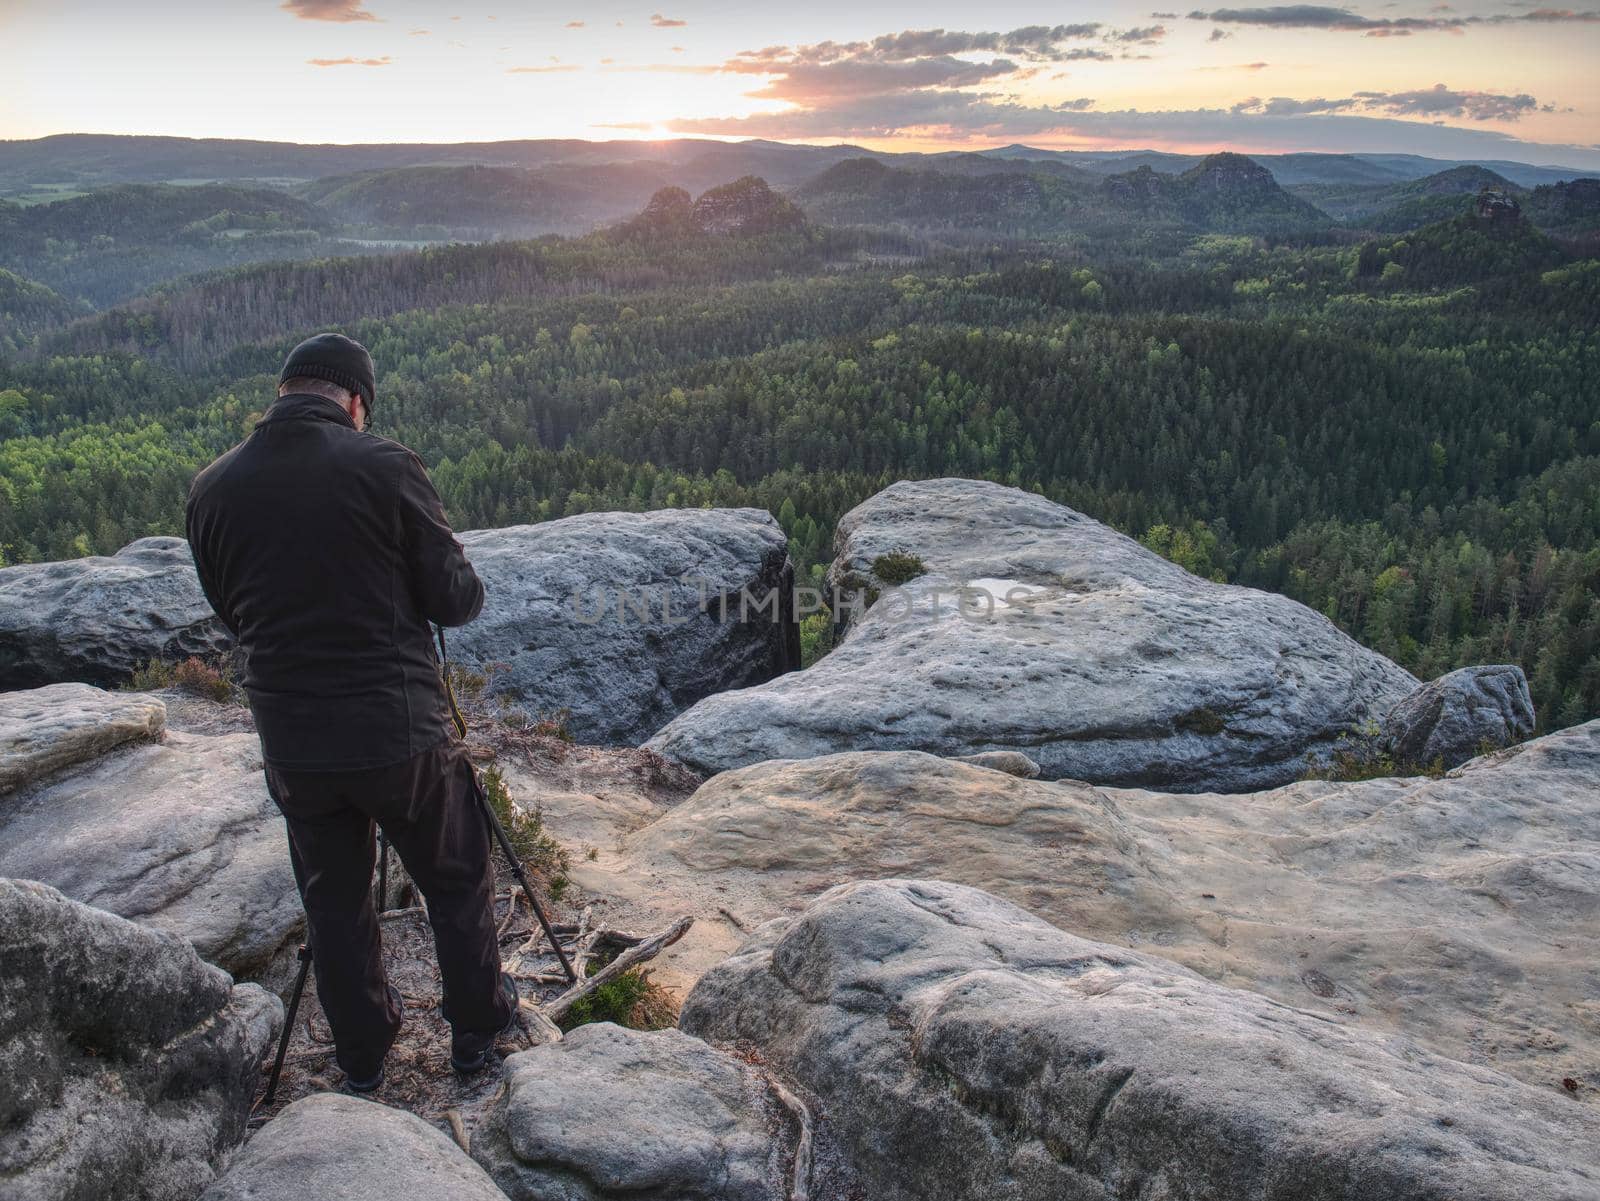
[799,152,1329,237]
[0,165,1596,731]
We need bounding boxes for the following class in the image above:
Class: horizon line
[1,129,1593,172]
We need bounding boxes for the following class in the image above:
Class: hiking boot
[450,975,519,1073]
[345,1066,385,1094]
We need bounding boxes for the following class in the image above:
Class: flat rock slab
[454,508,796,746]
[0,724,300,981]
[0,878,280,1201]
[682,878,1600,1201]
[0,536,232,690]
[649,478,1420,792]
[200,1093,509,1201]
[610,721,1600,1096]
[0,682,165,793]
[473,1023,790,1201]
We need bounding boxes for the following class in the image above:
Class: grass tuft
[126,655,235,702]
[871,550,927,586]
[480,765,570,895]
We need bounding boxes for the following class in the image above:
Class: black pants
[264,739,512,1079]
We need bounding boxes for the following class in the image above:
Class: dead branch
[497,890,521,939]
[444,1109,470,1155]
[769,1078,815,1201]
[518,999,566,1046]
[379,905,427,923]
[572,905,595,985]
[541,916,693,1024]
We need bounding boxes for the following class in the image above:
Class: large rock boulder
[454,509,797,745]
[648,479,1419,791]
[0,537,232,690]
[0,686,299,981]
[1381,663,1536,768]
[0,510,799,748]
[681,879,1600,1201]
[199,1093,509,1201]
[473,1023,791,1200]
[0,878,280,1201]
[0,682,165,793]
[607,721,1600,1093]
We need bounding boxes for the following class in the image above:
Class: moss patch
[872,550,928,586]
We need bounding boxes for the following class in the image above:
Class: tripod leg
[434,622,576,984]
[473,774,577,983]
[262,944,312,1106]
[376,829,389,913]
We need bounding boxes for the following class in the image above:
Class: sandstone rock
[0,537,232,690]
[648,478,1419,791]
[199,1093,508,1201]
[0,878,280,1201]
[681,878,1600,1201]
[0,513,800,749]
[1381,663,1536,768]
[454,509,797,745]
[0,683,165,793]
[606,722,1600,1093]
[473,1023,789,1200]
[953,749,1041,777]
[689,177,805,236]
[0,715,300,982]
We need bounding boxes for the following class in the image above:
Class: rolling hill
[798,152,1329,236]
[297,162,673,238]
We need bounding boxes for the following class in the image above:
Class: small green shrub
[531,708,574,743]
[480,765,570,893]
[1301,721,1448,782]
[446,662,491,701]
[125,656,234,702]
[174,657,234,702]
[126,659,177,691]
[558,961,678,1032]
[561,970,650,1030]
[799,610,835,667]
[872,551,927,586]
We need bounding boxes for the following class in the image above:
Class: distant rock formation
[622,184,697,238]
[621,177,805,239]
[688,176,805,236]
[0,878,280,1201]
[1476,185,1523,226]
[1102,151,1329,231]
[682,878,1600,1201]
[648,478,1425,790]
[473,1023,794,1200]
[199,1094,507,1201]
[0,536,231,690]
[0,684,300,982]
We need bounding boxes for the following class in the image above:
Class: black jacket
[185,393,484,771]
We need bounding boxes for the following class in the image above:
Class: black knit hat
[278,333,376,412]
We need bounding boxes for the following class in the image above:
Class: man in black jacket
[186,332,515,1091]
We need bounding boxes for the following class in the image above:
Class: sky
[2,0,1597,168]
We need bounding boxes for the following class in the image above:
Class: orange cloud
[282,0,378,21]
[307,55,392,66]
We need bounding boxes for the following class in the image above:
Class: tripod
[261,627,575,1105]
